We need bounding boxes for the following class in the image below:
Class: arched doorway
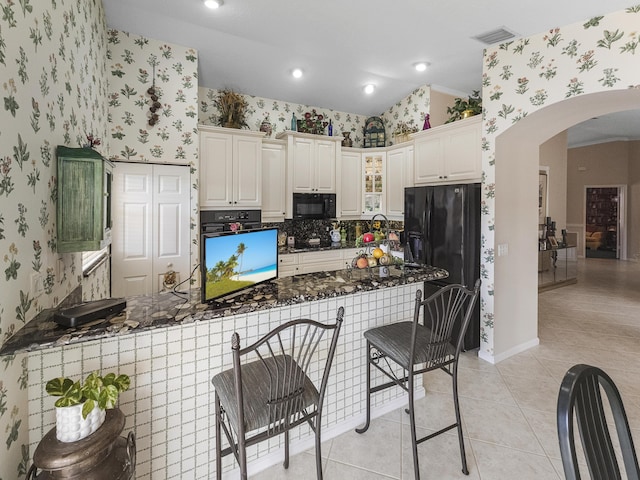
[491,89,640,361]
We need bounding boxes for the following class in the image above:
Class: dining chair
[212,306,344,479]
[356,280,480,480]
[557,363,640,480]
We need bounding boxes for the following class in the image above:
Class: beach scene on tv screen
[204,230,277,300]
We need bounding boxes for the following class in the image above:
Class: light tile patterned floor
[252,258,640,479]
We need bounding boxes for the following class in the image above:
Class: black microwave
[292,193,336,219]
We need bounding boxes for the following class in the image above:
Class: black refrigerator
[404,183,481,350]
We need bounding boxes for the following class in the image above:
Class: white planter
[55,403,106,442]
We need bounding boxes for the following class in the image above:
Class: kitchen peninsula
[6,265,446,478]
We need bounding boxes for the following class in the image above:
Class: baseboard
[222,388,425,479]
[478,337,540,364]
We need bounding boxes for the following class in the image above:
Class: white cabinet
[199,125,264,208]
[339,146,411,219]
[291,137,336,193]
[298,250,344,274]
[278,253,299,277]
[362,150,386,215]
[261,140,286,222]
[277,130,342,219]
[386,144,414,219]
[278,249,352,277]
[339,149,362,218]
[413,115,481,185]
[277,131,341,195]
[340,248,361,266]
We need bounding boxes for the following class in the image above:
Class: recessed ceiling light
[364,84,375,95]
[292,68,303,79]
[414,62,429,72]
[204,0,223,9]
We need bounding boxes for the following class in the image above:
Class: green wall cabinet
[56,146,113,253]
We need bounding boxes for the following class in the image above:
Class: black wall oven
[292,193,336,220]
[200,209,261,234]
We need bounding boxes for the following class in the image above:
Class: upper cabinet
[199,125,265,208]
[56,146,113,253]
[362,150,386,215]
[277,131,342,219]
[339,149,362,217]
[338,144,412,220]
[261,140,287,222]
[277,131,341,194]
[386,144,414,219]
[413,115,481,185]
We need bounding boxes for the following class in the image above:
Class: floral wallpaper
[0,0,110,477]
[82,260,110,300]
[198,85,432,148]
[381,85,431,143]
[199,87,370,146]
[479,6,640,358]
[106,31,199,164]
[106,30,200,282]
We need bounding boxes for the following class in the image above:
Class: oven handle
[202,225,224,233]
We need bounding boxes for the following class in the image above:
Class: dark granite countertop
[0,264,447,356]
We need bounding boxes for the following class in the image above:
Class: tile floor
[252,258,640,479]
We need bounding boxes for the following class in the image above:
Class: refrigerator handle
[424,196,431,260]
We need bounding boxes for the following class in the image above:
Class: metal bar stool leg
[215,393,222,480]
[284,429,290,469]
[452,362,468,475]
[408,368,421,480]
[315,418,323,480]
[238,432,247,480]
[356,340,372,434]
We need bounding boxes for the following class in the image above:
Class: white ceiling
[566,110,640,148]
[102,0,639,146]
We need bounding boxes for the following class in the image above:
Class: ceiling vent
[473,27,517,45]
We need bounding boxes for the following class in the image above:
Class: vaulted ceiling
[103,0,640,146]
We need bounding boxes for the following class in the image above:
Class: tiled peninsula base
[27,283,423,479]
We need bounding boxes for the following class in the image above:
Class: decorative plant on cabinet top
[213,89,249,129]
[445,90,482,123]
[297,109,329,135]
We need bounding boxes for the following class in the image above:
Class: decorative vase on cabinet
[259,117,273,137]
[342,132,353,147]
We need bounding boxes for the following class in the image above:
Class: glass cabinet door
[363,152,385,214]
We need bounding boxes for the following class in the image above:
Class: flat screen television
[201,228,278,303]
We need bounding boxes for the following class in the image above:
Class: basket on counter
[350,214,403,275]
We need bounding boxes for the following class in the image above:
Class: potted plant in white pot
[46,371,130,442]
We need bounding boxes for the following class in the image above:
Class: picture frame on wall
[539,170,548,225]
